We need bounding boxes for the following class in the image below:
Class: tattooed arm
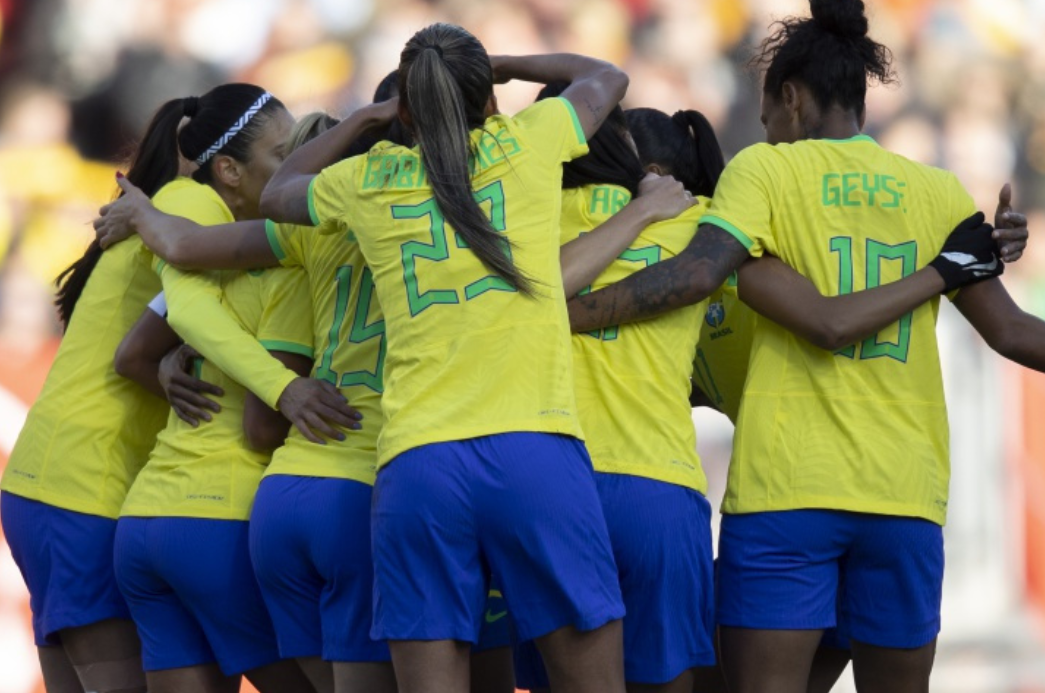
[567,224,750,332]
[490,54,628,138]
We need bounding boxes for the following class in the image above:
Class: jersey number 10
[829,236,917,362]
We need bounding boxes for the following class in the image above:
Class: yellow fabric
[1,243,167,519]
[308,97,589,466]
[155,180,300,410]
[693,279,756,424]
[561,185,709,492]
[263,220,384,485]
[700,135,977,524]
[122,265,312,519]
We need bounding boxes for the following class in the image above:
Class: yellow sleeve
[159,264,298,409]
[257,267,314,359]
[307,158,358,226]
[265,219,306,268]
[513,97,589,164]
[698,144,775,258]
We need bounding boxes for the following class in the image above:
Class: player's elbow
[113,343,136,380]
[600,64,629,104]
[258,185,281,222]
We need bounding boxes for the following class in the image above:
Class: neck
[214,187,249,221]
[803,105,862,141]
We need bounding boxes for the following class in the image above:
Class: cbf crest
[705,301,725,329]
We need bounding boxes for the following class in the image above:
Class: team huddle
[2,1,1043,693]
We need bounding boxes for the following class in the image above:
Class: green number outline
[392,181,514,316]
[580,245,662,341]
[829,235,917,363]
[313,264,386,394]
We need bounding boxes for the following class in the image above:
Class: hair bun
[810,0,868,39]
[182,96,200,118]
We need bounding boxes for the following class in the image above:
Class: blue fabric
[113,517,281,674]
[1,491,131,646]
[514,473,716,687]
[475,583,510,652]
[717,509,944,649]
[371,432,623,644]
[249,475,389,662]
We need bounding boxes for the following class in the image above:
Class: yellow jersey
[151,180,301,410]
[1,238,168,519]
[122,263,312,520]
[693,277,756,424]
[701,135,976,524]
[562,184,709,493]
[308,97,589,466]
[263,220,384,484]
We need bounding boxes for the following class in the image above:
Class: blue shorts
[1,491,131,646]
[717,510,944,649]
[514,473,716,687]
[113,517,281,674]
[249,475,389,663]
[371,433,623,644]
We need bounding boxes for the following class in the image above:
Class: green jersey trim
[307,177,321,226]
[556,97,588,147]
[259,339,314,359]
[264,220,287,262]
[700,215,754,251]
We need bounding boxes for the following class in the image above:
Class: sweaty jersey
[2,234,167,519]
[693,277,756,424]
[308,97,589,466]
[264,220,384,485]
[562,184,709,493]
[122,263,312,520]
[702,134,976,525]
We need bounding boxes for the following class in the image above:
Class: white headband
[194,92,273,166]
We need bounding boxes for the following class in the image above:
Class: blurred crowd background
[0,0,1043,691]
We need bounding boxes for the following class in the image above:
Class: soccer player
[511,85,716,693]
[260,24,632,693]
[103,84,323,693]
[94,100,518,693]
[0,82,327,693]
[566,1,1039,690]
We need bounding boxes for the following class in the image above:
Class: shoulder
[152,178,233,225]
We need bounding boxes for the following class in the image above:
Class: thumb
[997,182,1012,213]
[115,173,139,197]
[641,172,660,183]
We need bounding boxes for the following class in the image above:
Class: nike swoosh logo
[485,610,507,624]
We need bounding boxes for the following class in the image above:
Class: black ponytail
[755,0,895,116]
[54,84,285,330]
[346,70,414,158]
[536,82,644,197]
[626,107,724,198]
[400,23,532,295]
[54,97,193,329]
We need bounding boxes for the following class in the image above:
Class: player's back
[308,97,589,466]
[2,235,168,518]
[709,135,977,524]
[561,184,708,493]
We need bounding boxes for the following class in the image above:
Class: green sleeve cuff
[307,177,321,226]
[556,97,587,146]
[259,339,314,360]
[264,220,287,263]
[699,214,755,251]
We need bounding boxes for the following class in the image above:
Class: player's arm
[738,213,1004,350]
[566,224,749,332]
[260,100,400,225]
[560,174,694,298]
[242,350,312,451]
[954,279,1045,372]
[114,296,225,425]
[490,54,628,138]
[94,177,277,269]
[160,266,361,443]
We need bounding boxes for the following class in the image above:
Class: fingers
[303,411,345,442]
[292,417,326,445]
[172,407,202,428]
[168,382,221,413]
[993,225,1027,263]
[999,211,1027,228]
